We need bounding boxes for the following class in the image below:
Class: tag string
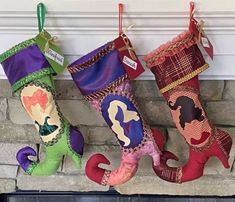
[119,34,137,60]
[37,3,47,33]
[119,3,124,35]
[190,1,195,20]
[39,32,58,52]
[197,20,205,42]
[188,1,205,41]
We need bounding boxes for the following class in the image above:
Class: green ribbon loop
[37,3,47,33]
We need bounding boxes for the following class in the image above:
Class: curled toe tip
[162,151,179,161]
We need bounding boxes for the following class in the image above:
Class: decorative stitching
[159,63,209,94]
[0,38,36,63]
[145,32,197,68]
[68,42,115,74]
[85,74,128,102]
[167,85,199,98]
[12,68,54,92]
[26,161,38,175]
[214,129,231,158]
[176,167,183,183]
[101,170,111,186]
[20,81,67,147]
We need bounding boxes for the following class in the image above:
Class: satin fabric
[69,126,84,156]
[101,94,144,149]
[71,42,125,96]
[2,44,50,86]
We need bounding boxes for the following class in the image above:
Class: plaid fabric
[151,44,208,93]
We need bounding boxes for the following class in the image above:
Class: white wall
[0,0,235,80]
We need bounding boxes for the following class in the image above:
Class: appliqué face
[101,94,144,149]
[168,96,204,129]
[169,90,211,147]
[21,84,62,143]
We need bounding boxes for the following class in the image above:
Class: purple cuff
[68,41,126,96]
[1,44,51,86]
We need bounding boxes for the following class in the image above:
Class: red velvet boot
[144,31,233,183]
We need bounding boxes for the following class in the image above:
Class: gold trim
[159,63,209,94]
[101,170,111,186]
[168,85,199,97]
[85,74,128,101]
[176,167,183,183]
[68,42,115,74]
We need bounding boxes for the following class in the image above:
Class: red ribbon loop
[119,3,124,35]
[189,1,196,33]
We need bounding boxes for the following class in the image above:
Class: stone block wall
[0,79,234,195]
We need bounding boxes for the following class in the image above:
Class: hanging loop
[37,2,47,33]
[190,1,195,19]
[188,1,196,32]
[119,3,124,35]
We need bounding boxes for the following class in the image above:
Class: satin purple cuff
[70,41,126,96]
[1,44,51,86]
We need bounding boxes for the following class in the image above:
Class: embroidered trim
[101,170,111,186]
[159,63,209,94]
[85,74,128,102]
[0,38,36,63]
[20,81,67,147]
[214,129,231,158]
[144,31,197,68]
[176,167,183,183]
[68,42,115,74]
[12,68,54,92]
[121,123,156,154]
[167,85,199,98]
[67,126,82,158]
[26,161,38,175]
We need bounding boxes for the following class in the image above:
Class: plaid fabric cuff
[144,31,209,93]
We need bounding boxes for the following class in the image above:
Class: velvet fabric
[144,31,233,183]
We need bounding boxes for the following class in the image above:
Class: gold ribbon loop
[39,32,58,52]
[118,34,137,60]
[197,20,205,42]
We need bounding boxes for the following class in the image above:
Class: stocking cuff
[144,31,209,93]
[68,38,128,100]
[0,38,54,92]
